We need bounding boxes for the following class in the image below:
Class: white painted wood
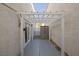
[20,14,24,56]
[29,26,32,41]
[18,12,62,20]
[61,14,64,56]
[24,39,31,48]
[32,25,34,40]
[24,20,32,47]
[49,25,50,41]
[20,14,33,56]
[31,3,35,12]
[49,25,51,44]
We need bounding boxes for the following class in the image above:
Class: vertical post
[61,14,64,56]
[20,14,24,56]
[32,24,33,40]
[49,24,51,42]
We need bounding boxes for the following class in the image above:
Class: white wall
[0,4,20,56]
[6,3,33,12]
[48,3,79,55]
[0,3,33,56]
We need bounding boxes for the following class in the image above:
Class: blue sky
[33,3,48,12]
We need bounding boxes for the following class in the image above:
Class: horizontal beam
[23,18,61,19]
[18,11,64,20]
[17,11,64,15]
[23,15,62,19]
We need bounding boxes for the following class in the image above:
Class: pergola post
[20,14,24,56]
[61,14,64,56]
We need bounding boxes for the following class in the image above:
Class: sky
[33,3,48,12]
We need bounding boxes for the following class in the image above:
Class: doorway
[40,26,49,40]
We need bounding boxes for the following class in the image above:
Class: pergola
[18,11,65,56]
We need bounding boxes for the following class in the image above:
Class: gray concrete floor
[24,39,60,56]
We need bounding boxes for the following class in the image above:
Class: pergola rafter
[18,11,63,19]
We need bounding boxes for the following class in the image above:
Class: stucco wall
[50,20,61,48]
[48,3,79,55]
[6,3,33,12]
[0,4,20,56]
[64,13,79,55]
[0,3,33,56]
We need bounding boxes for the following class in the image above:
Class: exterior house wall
[48,3,79,55]
[0,3,33,56]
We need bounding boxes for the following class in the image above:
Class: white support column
[20,14,24,56]
[49,25,51,41]
[61,15,64,56]
[32,24,34,40]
